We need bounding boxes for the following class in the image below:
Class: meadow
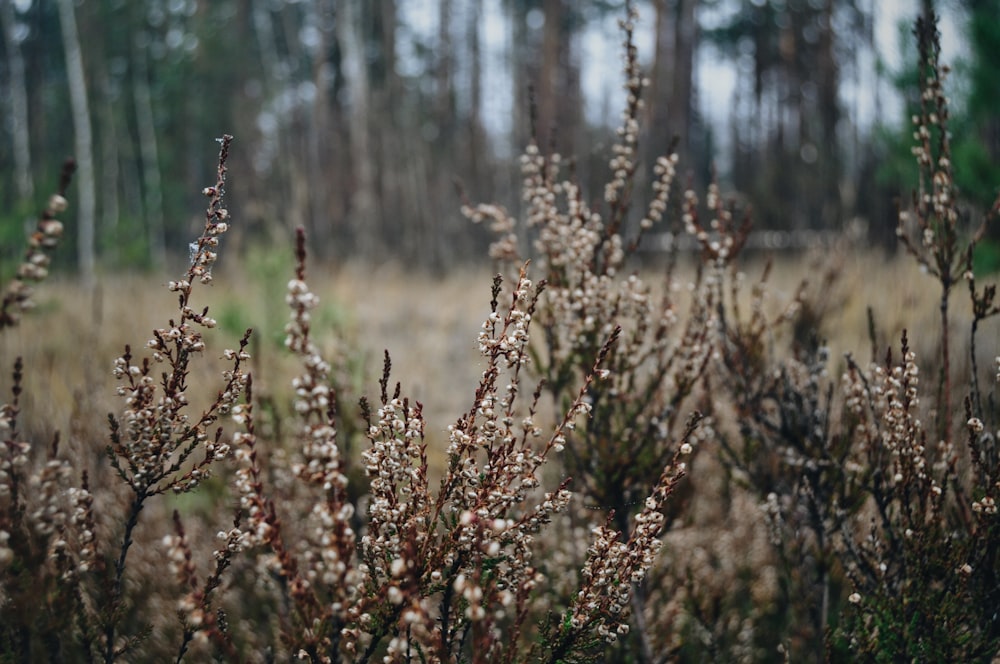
[2,9,1000,664]
[0,247,961,477]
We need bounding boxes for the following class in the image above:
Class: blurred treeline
[1,0,998,275]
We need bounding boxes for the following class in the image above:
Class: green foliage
[952,127,1000,209]
[972,238,1000,275]
[0,205,35,279]
[879,5,1000,211]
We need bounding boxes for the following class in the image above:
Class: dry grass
[4,245,982,476]
[0,260,487,471]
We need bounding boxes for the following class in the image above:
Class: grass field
[1,245,969,472]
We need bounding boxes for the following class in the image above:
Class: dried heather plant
[893,12,999,443]
[835,332,1000,660]
[694,199,851,657]
[96,135,251,660]
[0,158,76,330]
[212,217,695,662]
[0,159,91,660]
[0,357,84,658]
[686,12,1000,660]
[831,18,1000,659]
[466,0,701,530]
[2,139,251,660]
[463,5,721,659]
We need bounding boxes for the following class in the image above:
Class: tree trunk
[537,0,562,147]
[96,64,120,265]
[132,32,166,269]
[250,0,295,235]
[57,0,96,284]
[647,0,676,158]
[335,0,377,258]
[1,0,34,203]
[670,0,697,163]
[817,0,841,228]
[509,2,531,147]
[465,0,484,191]
[308,0,337,256]
[437,0,454,132]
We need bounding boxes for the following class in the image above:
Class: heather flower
[1,161,76,330]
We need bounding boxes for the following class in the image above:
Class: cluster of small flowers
[605,3,644,206]
[214,526,248,559]
[162,523,212,637]
[842,354,891,450]
[111,351,202,487]
[230,435,273,549]
[121,380,228,489]
[882,351,923,461]
[30,458,73,541]
[0,452,76,578]
[843,356,888,429]
[66,482,98,573]
[460,202,519,262]
[361,397,428,581]
[535,178,609,273]
[145,316,215,362]
[0,529,11,571]
[543,275,617,362]
[229,380,295,572]
[908,60,957,229]
[284,279,321,355]
[683,180,745,266]
[163,531,194,586]
[0,363,79,584]
[185,136,234,285]
[842,339,964,529]
[844,346,934,490]
[571,521,646,642]
[454,568,486,621]
[565,462,683,644]
[967,411,998,516]
[0,191,68,328]
[519,143,548,231]
[476,273,536,369]
[283,271,342,487]
[0,407,29,511]
[346,353,583,658]
[281,239,365,613]
[516,145,627,283]
[971,495,997,516]
[108,139,248,496]
[640,153,680,230]
[516,486,572,542]
[894,25,963,279]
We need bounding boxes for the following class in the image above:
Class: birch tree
[57,0,96,283]
[335,0,377,257]
[1,0,34,203]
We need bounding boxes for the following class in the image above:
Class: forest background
[2,0,1000,277]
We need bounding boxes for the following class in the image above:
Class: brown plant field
[0,247,967,474]
[3,9,1000,663]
